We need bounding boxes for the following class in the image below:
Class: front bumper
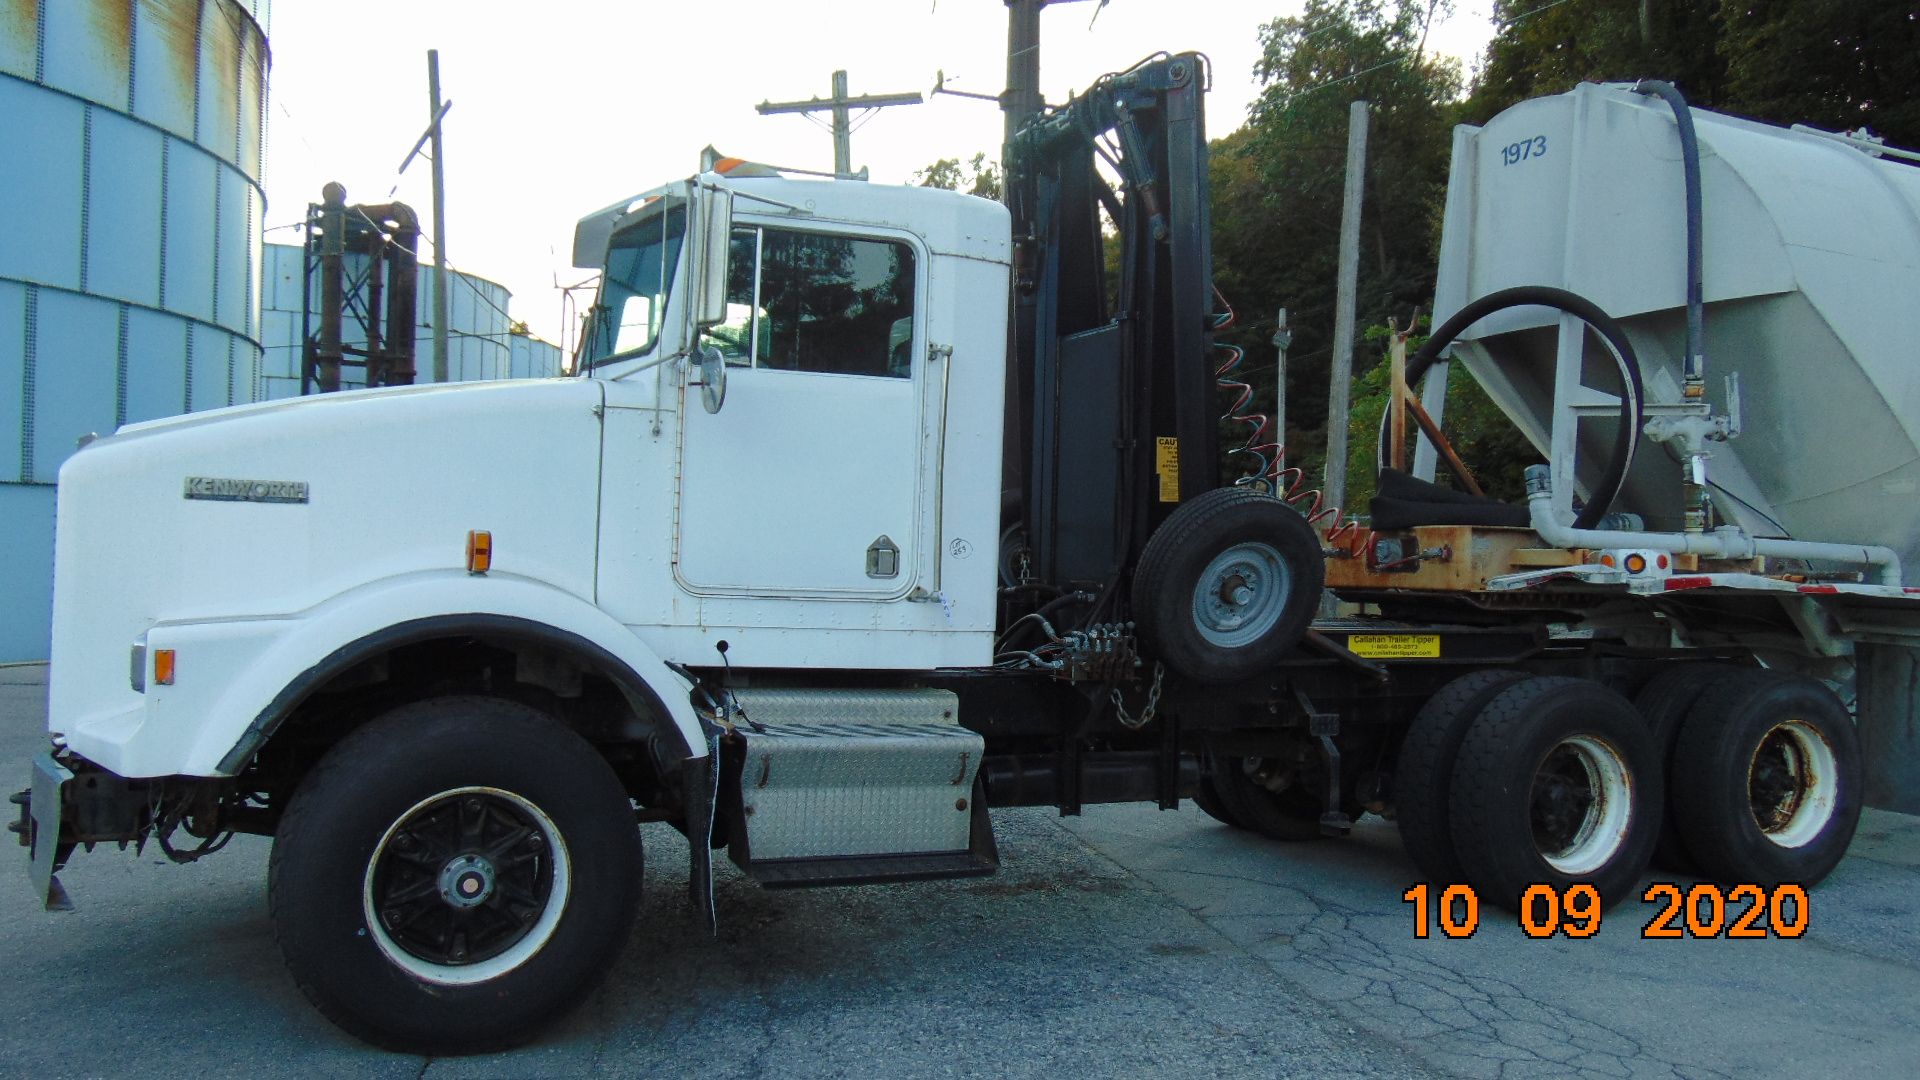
[14,750,197,911]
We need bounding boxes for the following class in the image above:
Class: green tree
[1718,1,1919,147]
[1210,0,1465,502]
[1468,0,1725,122]
[913,152,1004,199]
[1469,1,1918,146]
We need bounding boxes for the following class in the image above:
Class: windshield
[583,203,687,369]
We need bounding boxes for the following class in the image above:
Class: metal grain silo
[510,331,563,379]
[258,241,525,398]
[1,0,270,661]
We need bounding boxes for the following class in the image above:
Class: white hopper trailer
[1368,79,1920,816]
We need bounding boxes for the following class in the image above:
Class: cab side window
[710,226,916,378]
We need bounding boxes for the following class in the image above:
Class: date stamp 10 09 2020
[1402,881,1811,940]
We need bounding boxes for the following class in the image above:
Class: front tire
[269,695,642,1053]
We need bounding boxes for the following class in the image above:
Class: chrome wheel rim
[362,786,571,985]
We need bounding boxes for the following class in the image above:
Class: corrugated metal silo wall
[510,333,563,379]
[257,243,525,397]
[1,0,269,662]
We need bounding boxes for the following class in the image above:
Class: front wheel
[269,695,643,1053]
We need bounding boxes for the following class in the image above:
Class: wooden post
[1388,317,1409,474]
[1323,101,1369,516]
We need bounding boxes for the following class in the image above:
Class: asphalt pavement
[5,662,1919,1079]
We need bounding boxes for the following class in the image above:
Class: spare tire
[1132,487,1324,684]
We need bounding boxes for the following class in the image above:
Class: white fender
[125,569,708,778]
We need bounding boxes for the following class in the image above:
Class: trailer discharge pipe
[1524,466,1902,586]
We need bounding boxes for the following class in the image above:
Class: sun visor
[571,182,683,269]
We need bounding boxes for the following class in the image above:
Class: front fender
[72,569,707,778]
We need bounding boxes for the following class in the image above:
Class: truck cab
[572,174,1011,670]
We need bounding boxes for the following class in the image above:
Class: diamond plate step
[723,688,995,887]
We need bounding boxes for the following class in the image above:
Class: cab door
[674,223,927,599]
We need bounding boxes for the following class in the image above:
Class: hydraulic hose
[1633,80,1707,387]
[1388,286,1645,530]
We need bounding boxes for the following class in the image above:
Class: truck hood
[49,378,607,734]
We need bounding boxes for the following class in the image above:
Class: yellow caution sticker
[1347,633,1441,659]
[1155,437,1181,503]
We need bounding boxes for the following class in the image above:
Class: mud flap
[26,752,75,912]
[683,724,723,936]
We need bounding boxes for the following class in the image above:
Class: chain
[1110,661,1166,730]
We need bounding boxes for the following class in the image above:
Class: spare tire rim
[1192,542,1291,648]
[362,785,572,986]
[1529,735,1633,875]
[1749,720,1838,849]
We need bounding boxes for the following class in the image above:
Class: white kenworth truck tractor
[17,55,1920,1052]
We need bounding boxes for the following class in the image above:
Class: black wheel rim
[365,787,565,977]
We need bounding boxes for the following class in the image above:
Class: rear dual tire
[1393,669,1530,884]
[1669,672,1860,887]
[1206,752,1363,841]
[1446,677,1661,910]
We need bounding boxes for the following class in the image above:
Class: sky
[260,1,1497,351]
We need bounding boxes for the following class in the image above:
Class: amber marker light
[467,530,493,574]
[153,649,176,686]
[1625,553,1648,574]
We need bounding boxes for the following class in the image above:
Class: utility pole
[1323,100,1369,520]
[1001,0,1103,167]
[426,49,449,384]
[756,70,923,175]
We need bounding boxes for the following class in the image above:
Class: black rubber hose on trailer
[1632,79,1707,385]
[1385,285,1645,530]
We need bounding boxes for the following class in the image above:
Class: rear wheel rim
[362,786,572,986]
[1749,720,1838,849]
[1530,735,1633,875]
[1192,542,1291,648]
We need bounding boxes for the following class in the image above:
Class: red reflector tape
[1663,576,1713,591]
[1798,585,1839,594]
